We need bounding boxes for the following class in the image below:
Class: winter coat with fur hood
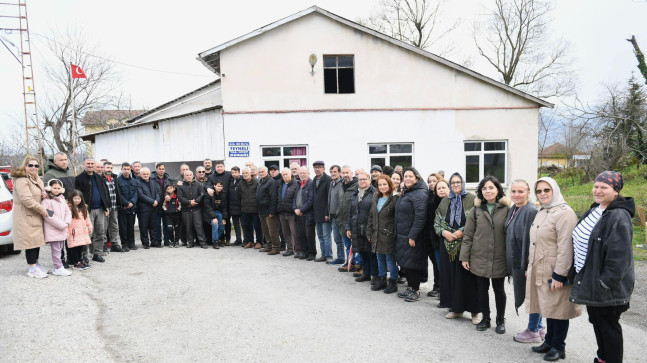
[41,194,72,242]
[10,169,46,250]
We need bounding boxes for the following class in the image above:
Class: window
[261,145,308,169]
[368,143,413,168]
[324,55,354,94]
[464,141,507,184]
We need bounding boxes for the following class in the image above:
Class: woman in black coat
[394,167,428,302]
[424,172,444,297]
[345,172,377,283]
[569,171,635,363]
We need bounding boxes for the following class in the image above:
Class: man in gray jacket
[327,165,345,265]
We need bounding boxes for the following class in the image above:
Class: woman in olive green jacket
[460,176,510,334]
[367,174,399,293]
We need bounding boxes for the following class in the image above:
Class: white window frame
[367,142,414,168]
[464,140,508,187]
[260,144,309,169]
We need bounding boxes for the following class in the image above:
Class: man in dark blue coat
[117,162,138,251]
[293,166,316,260]
[312,161,333,262]
[257,166,280,255]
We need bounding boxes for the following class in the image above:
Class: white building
[83,6,551,188]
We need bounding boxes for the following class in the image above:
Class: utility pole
[0,0,43,174]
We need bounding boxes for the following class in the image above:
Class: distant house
[82,6,552,187]
[82,110,146,155]
[539,142,590,168]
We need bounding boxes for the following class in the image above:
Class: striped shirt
[572,206,603,273]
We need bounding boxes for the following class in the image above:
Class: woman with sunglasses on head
[11,156,49,278]
[527,177,580,362]
[435,173,481,323]
[569,172,635,363]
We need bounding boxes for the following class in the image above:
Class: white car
[0,175,17,254]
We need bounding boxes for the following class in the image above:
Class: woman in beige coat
[11,156,48,278]
[527,177,581,361]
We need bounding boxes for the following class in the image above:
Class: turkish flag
[71,64,87,78]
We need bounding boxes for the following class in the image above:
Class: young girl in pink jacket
[41,179,72,276]
[67,190,93,270]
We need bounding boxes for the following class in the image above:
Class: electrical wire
[30,32,213,78]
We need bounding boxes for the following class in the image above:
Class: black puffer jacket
[256,176,277,216]
[569,196,635,307]
[346,185,374,253]
[313,173,331,222]
[209,170,232,201]
[394,179,429,270]
[239,177,258,214]
[337,179,358,231]
[229,177,242,216]
[424,194,443,249]
[367,192,398,254]
[277,178,298,215]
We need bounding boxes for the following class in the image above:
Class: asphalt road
[1,241,646,362]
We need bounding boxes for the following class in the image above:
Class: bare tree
[38,29,120,156]
[358,0,459,55]
[627,35,647,84]
[474,0,574,98]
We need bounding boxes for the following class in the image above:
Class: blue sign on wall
[228,142,250,157]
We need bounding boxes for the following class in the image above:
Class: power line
[30,32,213,78]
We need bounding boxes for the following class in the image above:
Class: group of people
[10,152,635,363]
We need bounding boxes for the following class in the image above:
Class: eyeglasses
[27,164,39,168]
[197,171,205,173]
[536,188,551,194]
[450,181,462,185]
[358,178,369,181]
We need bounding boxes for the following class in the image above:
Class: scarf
[448,172,467,228]
[535,177,566,210]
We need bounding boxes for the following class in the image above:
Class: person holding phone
[527,177,581,361]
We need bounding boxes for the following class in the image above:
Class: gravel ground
[1,240,646,362]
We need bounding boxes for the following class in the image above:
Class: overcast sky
[1,0,646,144]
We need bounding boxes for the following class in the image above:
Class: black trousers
[405,268,425,290]
[241,212,262,243]
[231,215,242,241]
[67,244,83,265]
[203,220,213,243]
[295,214,316,255]
[118,212,136,246]
[587,304,629,363]
[224,216,231,241]
[545,318,570,351]
[137,211,161,246]
[476,276,506,320]
[25,247,40,264]
[166,213,182,243]
[182,210,205,245]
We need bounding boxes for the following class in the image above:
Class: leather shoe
[306,254,316,261]
[298,253,307,260]
[92,254,105,263]
[244,242,253,249]
[110,245,123,252]
[254,243,262,249]
[282,251,294,256]
[532,342,552,354]
[543,348,565,361]
[259,248,271,252]
[268,250,280,255]
[476,317,491,331]
[355,274,371,282]
[314,256,327,262]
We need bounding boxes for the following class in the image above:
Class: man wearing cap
[370,165,383,188]
[269,165,281,182]
[312,160,333,262]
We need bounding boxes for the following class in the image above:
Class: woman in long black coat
[394,167,428,302]
[345,172,377,283]
[435,172,480,324]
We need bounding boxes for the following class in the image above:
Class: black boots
[355,274,371,282]
[476,317,491,331]
[371,277,387,291]
[543,348,565,361]
[383,279,398,294]
[495,317,506,334]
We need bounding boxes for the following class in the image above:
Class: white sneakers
[52,267,72,276]
[26,266,48,278]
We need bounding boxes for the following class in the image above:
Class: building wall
[223,107,539,189]
[92,109,224,164]
[132,84,221,125]
[219,12,538,112]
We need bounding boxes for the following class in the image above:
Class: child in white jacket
[41,179,72,276]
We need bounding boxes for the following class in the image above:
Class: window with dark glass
[368,143,413,168]
[463,141,507,184]
[324,55,354,94]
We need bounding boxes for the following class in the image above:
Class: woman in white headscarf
[527,177,581,362]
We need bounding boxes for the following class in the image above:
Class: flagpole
[71,62,77,176]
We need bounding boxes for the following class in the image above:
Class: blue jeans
[330,217,344,260]
[528,313,544,332]
[377,253,399,279]
[211,211,225,242]
[316,221,333,258]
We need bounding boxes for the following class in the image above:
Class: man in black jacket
[103,161,124,252]
[277,168,299,256]
[257,166,280,255]
[177,170,207,248]
[240,167,263,249]
[312,161,333,262]
[75,157,110,263]
[152,163,174,246]
[337,166,360,271]
[229,166,243,245]
[208,160,232,243]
